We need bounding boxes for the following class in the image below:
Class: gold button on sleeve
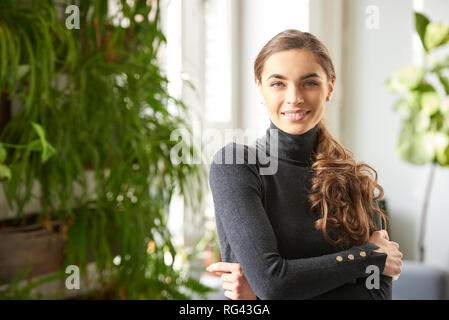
[336,255,343,262]
[360,251,366,257]
[348,254,354,260]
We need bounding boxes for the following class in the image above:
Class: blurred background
[0,0,448,300]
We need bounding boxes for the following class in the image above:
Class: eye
[270,81,284,88]
[304,81,318,87]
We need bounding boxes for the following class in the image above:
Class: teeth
[283,111,308,117]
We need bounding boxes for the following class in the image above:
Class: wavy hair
[254,29,388,249]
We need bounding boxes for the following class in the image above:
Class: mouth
[280,109,311,121]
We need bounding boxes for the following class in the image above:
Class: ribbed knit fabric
[209,120,392,300]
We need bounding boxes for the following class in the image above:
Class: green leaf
[437,73,449,95]
[31,122,46,141]
[414,82,436,93]
[16,64,30,81]
[433,132,449,166]
[41,142,56,163]
[430,56,449,72]
[28,139,43,151]
[0,163,11,180]
[437,144,449,166]
[420,91,441,115]
[415,12,431,52]
[0,144,6,163]
[21,28,36,113]
[30,122,56,163]
[396,131,434,165]
[414,111,431,131]
[385,66,425,93]
[424,22,449,51]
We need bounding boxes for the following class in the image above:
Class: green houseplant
[0,0,213,299]
[385,12,449,262]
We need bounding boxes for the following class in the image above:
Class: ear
[326,78,335,102]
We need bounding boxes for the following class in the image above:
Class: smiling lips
[281,109,311,121]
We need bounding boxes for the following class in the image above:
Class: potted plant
[0,0,213,299]
[385,12,449,263]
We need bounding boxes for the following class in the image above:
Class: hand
[206,262,257,300]
[368,230,403,280]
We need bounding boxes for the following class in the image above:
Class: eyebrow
[266,73,321,81]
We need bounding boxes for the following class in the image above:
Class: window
[204,0,234,124]
[162,0,237,251]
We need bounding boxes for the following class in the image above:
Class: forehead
[262,49,325,81]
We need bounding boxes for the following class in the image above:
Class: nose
[286,85,304,105]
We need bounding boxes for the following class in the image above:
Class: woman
[207,29,403,300]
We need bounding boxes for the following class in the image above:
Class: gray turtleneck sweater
[208,121,392,300]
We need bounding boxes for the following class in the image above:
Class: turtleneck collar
[266,120,319,166]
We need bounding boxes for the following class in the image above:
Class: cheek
[313,107,326,119]
[263,93,283,111]
[306,91,327,111]
[304,90,325,103]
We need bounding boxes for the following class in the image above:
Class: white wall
[341,0,449,270]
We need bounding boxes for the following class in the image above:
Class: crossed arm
[207,229,401,300]
[208,155,400,300]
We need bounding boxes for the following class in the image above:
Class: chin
[280,123,308,134]
[279,121,310,135]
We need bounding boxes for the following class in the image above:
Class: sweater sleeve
[209,143,388,300]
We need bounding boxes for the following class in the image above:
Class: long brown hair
[254,29,388,249]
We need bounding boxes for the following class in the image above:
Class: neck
[266,120,319,166]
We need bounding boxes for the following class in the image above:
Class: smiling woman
[208,29,403,300]
[255,41,334,136]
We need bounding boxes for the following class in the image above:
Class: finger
[390,241,399,249]
[379,229,389,240]
[211,271,231,276]
[207,262,238,273]
[222,273,237,283]
[222,281,235,291]
[224,290,235,300]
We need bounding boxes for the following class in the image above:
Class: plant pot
[0,213,67,286]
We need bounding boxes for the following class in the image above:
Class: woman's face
[257,49,334,135]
